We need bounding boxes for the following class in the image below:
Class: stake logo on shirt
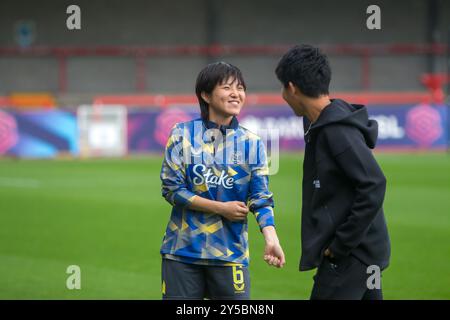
[192,164,234,189]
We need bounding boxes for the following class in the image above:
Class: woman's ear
[201,92,210,104]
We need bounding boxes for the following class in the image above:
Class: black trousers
[311,255,383,300]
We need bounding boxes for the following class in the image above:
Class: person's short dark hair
[195,61,246,119]
[275,44,331,98]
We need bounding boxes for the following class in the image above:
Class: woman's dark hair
[195,62,246,119]
[275,44,331,97]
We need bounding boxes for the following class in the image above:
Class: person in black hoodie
[275,44,390,300]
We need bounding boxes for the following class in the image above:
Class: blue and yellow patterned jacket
[160,117,275,266]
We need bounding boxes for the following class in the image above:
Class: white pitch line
[0,177,41,188]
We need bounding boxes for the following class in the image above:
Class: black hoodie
[300,99,391,271]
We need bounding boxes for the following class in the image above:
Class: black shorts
[161,258,250,300]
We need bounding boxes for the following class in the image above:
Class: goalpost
[77,105,127,158]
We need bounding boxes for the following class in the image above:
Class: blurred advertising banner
[369,104,448,150]
[0,103,448,158]
[126,106,305,153]
[127,107,198,154]
[127,104,448,153]
[0,109,78,158]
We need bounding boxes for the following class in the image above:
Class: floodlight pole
[426,0,439,74]
[206,0,220,64]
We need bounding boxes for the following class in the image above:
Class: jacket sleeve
[160,125,197,208]
[247,138,275,231]
[325,125,387,259]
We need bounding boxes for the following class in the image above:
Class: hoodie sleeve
[325,124,387,259]
[247,138,275,231]
[160,125,197,208]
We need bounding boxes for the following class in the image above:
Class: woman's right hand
[218,201,249,221]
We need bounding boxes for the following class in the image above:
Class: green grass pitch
[0,153,449,299]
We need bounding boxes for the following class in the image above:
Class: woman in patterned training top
[160,61,285,300]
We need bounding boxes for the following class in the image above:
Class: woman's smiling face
[202,77,246,118]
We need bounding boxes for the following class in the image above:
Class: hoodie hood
[309,99,378,149]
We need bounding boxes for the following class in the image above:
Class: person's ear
[201,92,210,104]
[287,82,297,95]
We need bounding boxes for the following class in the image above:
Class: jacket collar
[202,116,239,134]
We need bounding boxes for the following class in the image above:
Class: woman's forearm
[188,195,224,215]
[188,196,249,222]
